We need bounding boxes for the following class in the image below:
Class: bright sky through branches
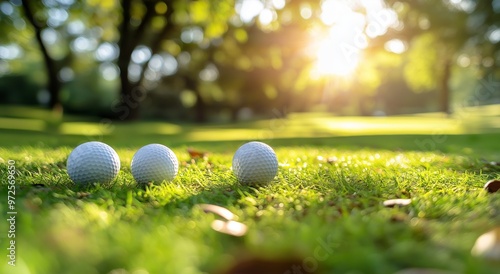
[235,0,398,77]
[312,0,397,77]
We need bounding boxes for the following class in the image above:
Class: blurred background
[0,0,499,123]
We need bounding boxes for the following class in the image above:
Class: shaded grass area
[0,106,500,273]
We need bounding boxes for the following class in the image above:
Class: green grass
[1,106,500,273]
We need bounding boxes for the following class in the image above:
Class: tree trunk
[185,77,207,123]
[440,58,452,116]
[116,0,140,120]
[230,106,239,122]
[21,0,61,112]
[194,92,208,123]
[358,97,371,116]
[115,0,176,121]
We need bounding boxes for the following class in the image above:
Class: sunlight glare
[312,1,367,77]
[384,39,406,54]
[360,0,384,11]
[236,0,264,23]
[300,3,312,19]
[314,36,360,77]
[259,8,275,25]
[272,0,285,10]
[320,0,352,25]
[311,0,399,77]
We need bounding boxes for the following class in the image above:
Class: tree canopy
[1,0,498,120]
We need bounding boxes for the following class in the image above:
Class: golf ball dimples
[67,141,120,184]
[232,141,278,185]
[131,144,178,184]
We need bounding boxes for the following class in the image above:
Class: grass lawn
[1,106,500,273]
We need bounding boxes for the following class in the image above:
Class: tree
[387,0,499,114]
[468,0,500,69]
[9,0,496,120]
[20,0,64,112]
[111,0,236,120]
[113,0,174,120]
[5,0,238,120]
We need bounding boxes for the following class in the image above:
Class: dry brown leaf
[76,192,91,199]
[471,227,500,261]
[383,198,412,208]
[484,180,500,194]
[390,213,408,223]
[187,148,208,159]
[199,204,235,221]
[211,220,247,237]
[327,157,337,164]
[199,204,248,237]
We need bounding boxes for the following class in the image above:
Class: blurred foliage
[0,74,39,104]
[403,33,438,92]
[384,0,499,110]
[0,0,499,120]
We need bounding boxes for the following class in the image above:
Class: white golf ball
[131,144,178,184]
[67,141,120,184]
[232,141,278,185]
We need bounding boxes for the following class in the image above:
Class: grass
[1,106,500,273]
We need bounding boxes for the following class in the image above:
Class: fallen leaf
[471,227,500,261]
[76,192,91,199]
[211,220,247,237]
[199,204,236,221]
[199,204,248,237]
[383,199,412,208]
[327,157,337,164]
[187,148,207,159]
[390,213,408,222]
[484,180,500,194]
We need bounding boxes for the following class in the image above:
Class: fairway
[3,0,500,272]
[1,110,500,274]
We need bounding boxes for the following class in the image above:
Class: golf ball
[131,144,178,184]
[67,141,120,184]
[232,141,278,185]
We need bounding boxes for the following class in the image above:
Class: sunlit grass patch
[313,116,462,135]
[0,105,56,120]
[113,122,183,135]
[58,122,114,136]
[1,105,500,142]
[0,117,45,131]
[1,134,499,273]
